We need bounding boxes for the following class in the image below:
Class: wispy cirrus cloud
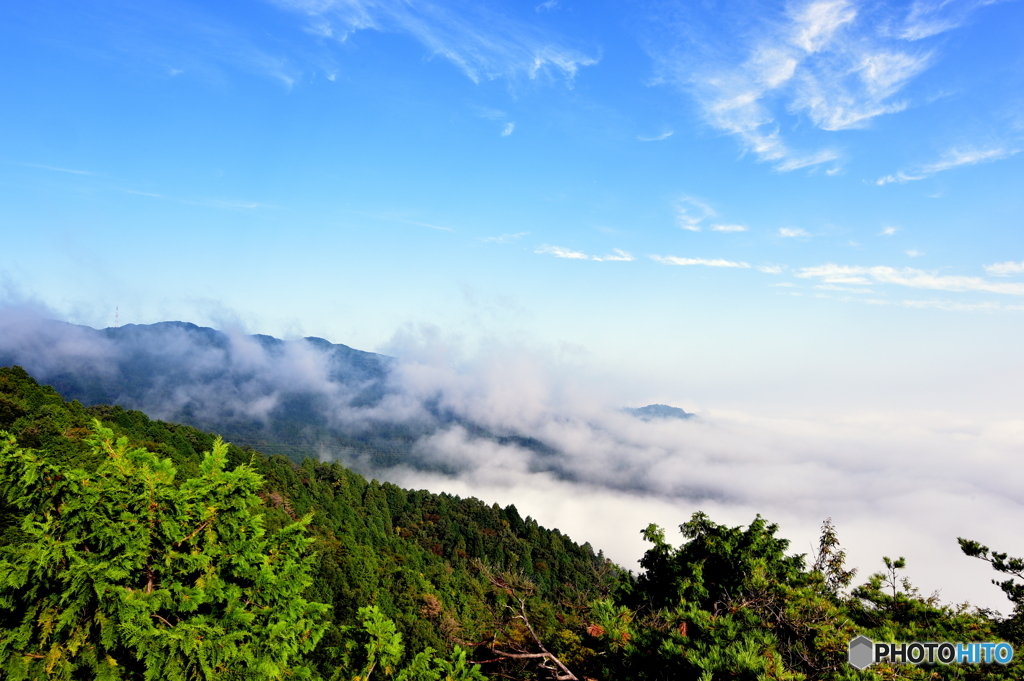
[114,187,275,211]
[672,197,753,233]
[600,249,636,262]
[779,227,810,238]
[876,145,1019,185]
[482,232,528,243]
[650,255,751,268]
[22,163,95,176]
[674,196,716,231]
[798,263,1024,295]
[270,0,597,84]
[501,122,516,137]
[536,245,635,262]
[637,130,674,142]
[645,0,1000,171]
[920,146,1018,174]
[897,0,1007,40]
[536,245,589,260]
[91,3,304,88]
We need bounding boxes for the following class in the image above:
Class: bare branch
[484,572,580,681]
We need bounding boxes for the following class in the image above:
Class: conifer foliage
[0,423,329,680]
[3,365,1023,680]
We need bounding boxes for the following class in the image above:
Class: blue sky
[3,0,1024,416]
[3,0,1024,603]
[4,0,1022,413]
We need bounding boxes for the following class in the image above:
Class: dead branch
[482,570,579,681]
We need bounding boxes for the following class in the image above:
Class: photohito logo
[848,636,1014,669]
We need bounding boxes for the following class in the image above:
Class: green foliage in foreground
[326,605,484,681]
[0,424,329,679]
[0,365,615,679]
[2,364,1024,680]
[573,515,1021,681]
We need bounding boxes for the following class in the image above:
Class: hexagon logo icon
[848,635,875,669]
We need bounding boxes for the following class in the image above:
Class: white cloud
[758,264,786,274]
[501,122,515,136]
[790,0,857,53]
[815,283,874,293]
[536,244,589,259]
[645,0,990,171]
[272,0,597,84]
[482,232,528,243]
[597,249,636,262]
[4,309,1023,611]
[798,264,1024,295]
[985,261,1024,276]
[920,146,1017,174]
[711,223,748,232]
[906,249,924,257]
[875,171,926,185]
[779,227,809,237]
[637,131,674,142]
[535,245,635,262]
[877,146,1019,184]
[899,0,1005,40]
[535,0,559,11]
[675,196,716,231]
[650,255,751,268]
[365,331,1024,612]
[881,226,898,236]
[774,148,842,172]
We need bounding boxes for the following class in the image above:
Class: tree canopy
[1,365,1022,681]
[0,423,328,680]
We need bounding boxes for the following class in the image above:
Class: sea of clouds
[1,304,1021,612]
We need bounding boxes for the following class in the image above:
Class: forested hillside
[2,365,1022,680]
[0,366,619,679]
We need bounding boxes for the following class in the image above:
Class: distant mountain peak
[624,404,693,421]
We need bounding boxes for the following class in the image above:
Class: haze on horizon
[2,0,1023,611]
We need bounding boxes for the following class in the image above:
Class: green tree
[616,513,853,680]
[326,605,484,681]
[0,422,328,680]
[959,538,1024,644]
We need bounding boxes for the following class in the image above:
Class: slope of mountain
[0,319,417,464]
[0,365,620,678]
[0,319,693,483]
[4,365,1020,680]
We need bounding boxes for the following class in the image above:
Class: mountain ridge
[0,318,694,478]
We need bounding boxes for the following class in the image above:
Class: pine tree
[0,422,328,680]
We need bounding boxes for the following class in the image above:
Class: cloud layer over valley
[1,307,1020,612]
